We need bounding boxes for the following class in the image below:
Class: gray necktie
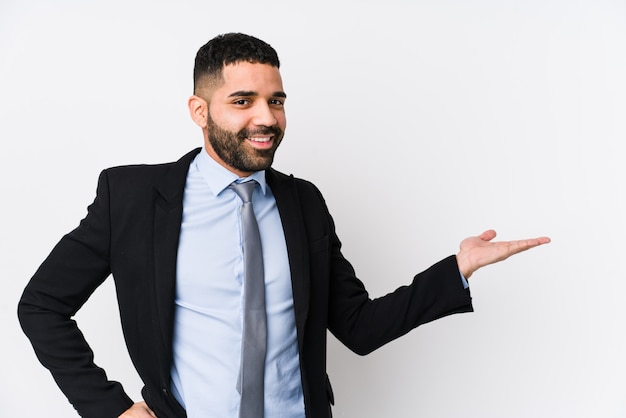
[230,180,266,418]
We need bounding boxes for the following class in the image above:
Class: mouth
[245,135,274,150]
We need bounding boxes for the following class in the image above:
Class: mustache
[237,126,282,139]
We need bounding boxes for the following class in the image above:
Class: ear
[188,95,208,128]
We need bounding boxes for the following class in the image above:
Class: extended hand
[456,229,550,280]
[119,402,157,418]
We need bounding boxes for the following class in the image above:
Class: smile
[246,136,274,149]
[247,136,272,143]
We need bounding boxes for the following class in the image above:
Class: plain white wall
[1,0,625,417]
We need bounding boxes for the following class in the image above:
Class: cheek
[211,109,249,132]
[276,112,287,130]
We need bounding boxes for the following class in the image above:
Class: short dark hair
[193,33,280,93]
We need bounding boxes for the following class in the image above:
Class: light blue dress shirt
[170,149,305,417]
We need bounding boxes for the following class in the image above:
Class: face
[190,62,287,177]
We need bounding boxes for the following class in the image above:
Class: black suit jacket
[19,148,473,418]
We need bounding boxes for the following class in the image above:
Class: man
[18,33,550,418]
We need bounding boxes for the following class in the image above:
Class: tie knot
[230,180,257,203]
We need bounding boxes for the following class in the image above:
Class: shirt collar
[194,147,268,196]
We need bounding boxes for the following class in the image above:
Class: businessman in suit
[18,33,550,418]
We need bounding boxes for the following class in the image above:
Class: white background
[1,0,625,417]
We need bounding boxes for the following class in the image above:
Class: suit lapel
[152,148,201,353]
[267,169,310,349]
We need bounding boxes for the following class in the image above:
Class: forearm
[18,296,134,417]
[328,254,473,356]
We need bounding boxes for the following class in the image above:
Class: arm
[18,170,134,418]
[323,209,548,356]
[328,250,474,356]
[327,228,550,355]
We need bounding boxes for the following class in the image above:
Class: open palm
[456,229,551,279]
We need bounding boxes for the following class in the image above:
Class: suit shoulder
[267,168,325,198]
[101,148,201,185]
[104,161,175,179]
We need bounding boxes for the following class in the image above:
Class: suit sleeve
[328,249,473,355]
[313,189,473,355]
[18,170,134,418]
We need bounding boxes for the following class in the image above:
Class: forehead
[217,62,284,95]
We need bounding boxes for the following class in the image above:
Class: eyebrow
[228,90,287,99]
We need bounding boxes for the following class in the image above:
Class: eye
[233,99,251,106]
[269,99,284,106]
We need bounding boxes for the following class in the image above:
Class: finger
[521,236,551,248]
[507,237,550,254]
[119,402,157,418]
[537,236,551,244]
[140,402,157,418]
[479,229,497,242]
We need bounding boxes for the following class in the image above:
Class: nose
[251,102,278,127]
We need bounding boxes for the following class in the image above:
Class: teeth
[248,137,271,143]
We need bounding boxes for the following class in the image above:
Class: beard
[206,111,283,174]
